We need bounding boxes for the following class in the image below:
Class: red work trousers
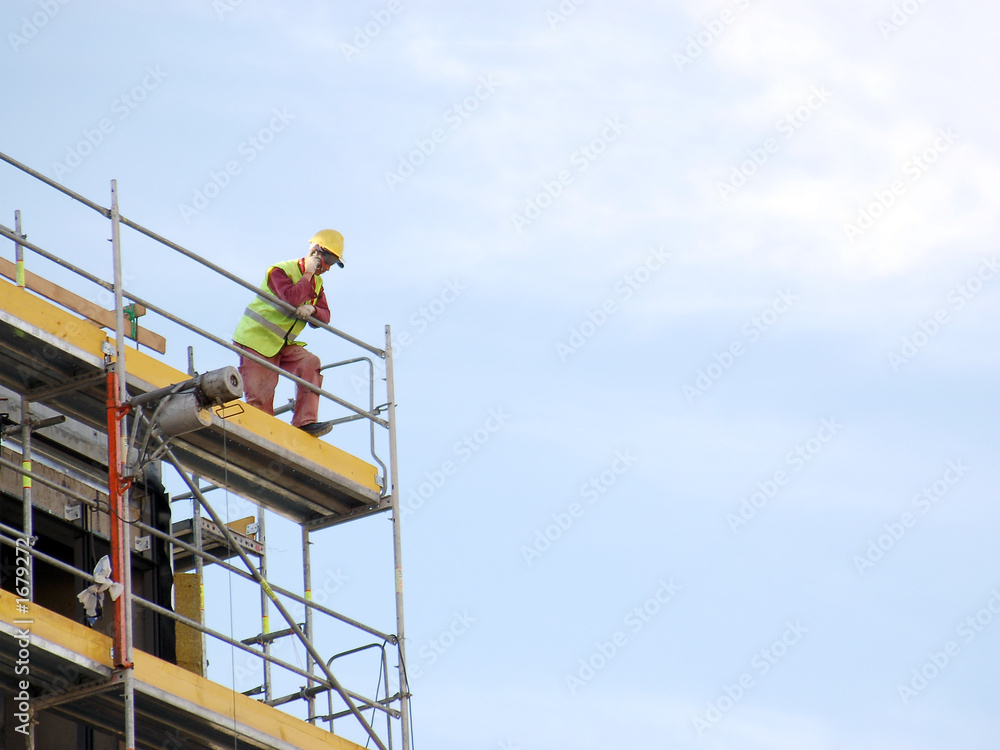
[236,343,322,427]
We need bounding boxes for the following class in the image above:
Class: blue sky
[3,1,1000,748]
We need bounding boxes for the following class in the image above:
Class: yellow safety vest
[233,259,323,357]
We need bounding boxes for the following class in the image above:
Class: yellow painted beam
[0,277,380,495]
[0,257,166,353]
[0,279,108,356]
[209,392,380,490]
[122,345,379,492]
[1,590,367,750]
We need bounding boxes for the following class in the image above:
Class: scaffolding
[0,151,411,750]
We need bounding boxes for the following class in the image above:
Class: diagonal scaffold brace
[155,438,391,750]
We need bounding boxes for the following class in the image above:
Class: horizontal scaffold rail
[0,151,410,750]
[0,273,383,524]
[0,590,371,750]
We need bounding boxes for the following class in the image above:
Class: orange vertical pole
[106,369,132,669]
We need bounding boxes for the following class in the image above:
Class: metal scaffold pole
[303,524,315,721]
[108,179,137,750]
[158,444,390,750]
[260,504,272,702]
[14,209,24,287]
[385,325,410,750]
[0,159,410,747]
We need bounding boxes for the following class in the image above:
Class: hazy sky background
[3,1,1000,748]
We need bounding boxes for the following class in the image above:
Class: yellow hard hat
[310,229,344,267]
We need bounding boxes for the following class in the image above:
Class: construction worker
[232,230,345,438]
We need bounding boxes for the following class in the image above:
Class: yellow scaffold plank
[122,346,380,494]
[0,278,381,512]
[0,257,167,353]
[0,280,107,357]
[0,590,367,750]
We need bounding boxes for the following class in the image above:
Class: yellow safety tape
[21,461,31,489]
[15,260,25,288]
[261,579,277,602]
[262,614,270,634]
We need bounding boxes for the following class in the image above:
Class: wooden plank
[0,257,167,353]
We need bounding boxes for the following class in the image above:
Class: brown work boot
[298,421,333,438]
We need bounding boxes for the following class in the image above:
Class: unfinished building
[0,151,411,750]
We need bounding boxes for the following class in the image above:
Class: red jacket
[268,258,331,325]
